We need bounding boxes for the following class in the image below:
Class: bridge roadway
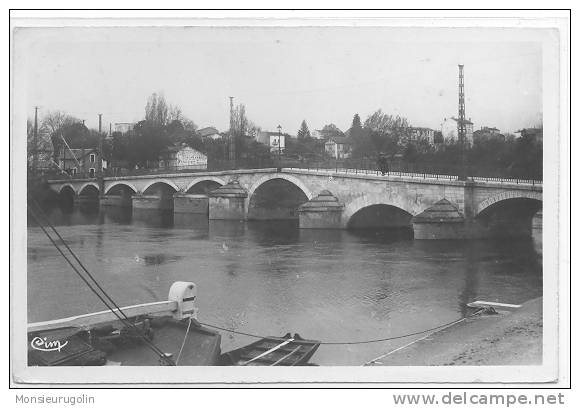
[47,168,542,239]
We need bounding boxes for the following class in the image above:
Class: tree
[319,123,343,139]
[363,110,412,155]
[297,120,311,139]
[125,120,170,168]
[27,117,54,171]
[145,92,169,126]
[350,114,363,138]
[40,110,79,159]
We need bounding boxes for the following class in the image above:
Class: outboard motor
[168,281,198,321]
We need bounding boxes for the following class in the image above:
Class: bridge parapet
[45,168,542,239]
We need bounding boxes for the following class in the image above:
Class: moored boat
[27,281,222,366]
[219,333,321,366]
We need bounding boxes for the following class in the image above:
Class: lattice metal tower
[457,64,466,144]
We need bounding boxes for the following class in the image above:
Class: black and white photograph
[9,10,569,387]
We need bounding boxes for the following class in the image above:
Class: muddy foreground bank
[370,297,542,366]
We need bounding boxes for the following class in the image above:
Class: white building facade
[441,117,474,146]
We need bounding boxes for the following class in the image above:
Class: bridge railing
[284,167,542,185]
[46,159,542,186]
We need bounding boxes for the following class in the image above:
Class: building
[516,127,543,143]
[409,127,436,144]
[256,131,286,153]
[441,117,474,145]
[198,127,221,140]
[158,144,207,170]
[311,130,325,139]
[57,147,107,178]
[269,134,286,154]
[473,126,504,142]
[114,122,135,133]
[325,136,352,159]
[312,126,344,140]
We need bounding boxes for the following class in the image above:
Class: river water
[27,205,542,366]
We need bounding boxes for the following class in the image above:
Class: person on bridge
[377,154,389,175]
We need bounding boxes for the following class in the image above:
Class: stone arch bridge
[48,168,542,239]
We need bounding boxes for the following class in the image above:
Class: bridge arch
[247,174,314,220]
[58,183,77,195]
[141,179,180,195]
[342,194,420,227]
[104,181,139,195]
[247,174,314,201]
[185,177,227,194]
[477,190,542,216]
[78,182,100,196]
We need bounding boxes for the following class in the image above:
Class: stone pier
[298,190,344,229]
[208,180,248,220]
[100,194,132,208]
[74,195,99,206]
[412,199,467,240]
[173,193,209,214]
[132,194,173,211]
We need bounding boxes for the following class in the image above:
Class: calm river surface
[27,205,542,365]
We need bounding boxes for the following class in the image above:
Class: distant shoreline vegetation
[27,94,542,181]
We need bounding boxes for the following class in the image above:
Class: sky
[18,26,543,135]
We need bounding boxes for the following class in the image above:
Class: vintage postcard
[9,10,569,386]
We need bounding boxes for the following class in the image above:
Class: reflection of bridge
[48,168,542,239]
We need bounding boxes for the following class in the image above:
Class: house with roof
[441,117,474,145]
[158,143,207,170]
[198,127,221,140]
[473,126,504,142]
[325,136,352,159]
[57,147,107,178]
[515,127,543,143]
[409,127,436,145]
[114,122,135,133]
[256,131,287,153]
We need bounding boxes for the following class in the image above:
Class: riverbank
[369,297,542,366]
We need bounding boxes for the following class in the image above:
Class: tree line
[28,93,542,179]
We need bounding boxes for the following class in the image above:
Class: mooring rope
[364,308,486,365]
[175,317,193,365]
[28,202,176,366]
[199,308,486,346]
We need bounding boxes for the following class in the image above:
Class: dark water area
[27,204,542,365]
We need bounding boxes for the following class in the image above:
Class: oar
[240,338,294,366]
[270,345,302,366]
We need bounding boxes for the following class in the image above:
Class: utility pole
[97,114,104,189]
[277,125,282,163]
[228,96,236,165]
[32,106,39,177]
[457,64,467,181]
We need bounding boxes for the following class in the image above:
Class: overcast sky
[19,26,543,134]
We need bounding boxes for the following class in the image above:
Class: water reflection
[27,204,543,365]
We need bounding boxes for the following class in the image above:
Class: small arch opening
[477,198,542,238]
[187,180,223,194]
[347,204,414,239]
[248,178,309,220]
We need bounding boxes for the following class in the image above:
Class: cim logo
[30,336,69,352]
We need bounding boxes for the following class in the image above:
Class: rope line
[28,203,175,366]
[175,317,193,366]
[364,308,486,365]
[29,200,487,354]
[199,308,485,346]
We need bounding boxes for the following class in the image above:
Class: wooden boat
[219,333,321,366]
[27,282,222,366]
